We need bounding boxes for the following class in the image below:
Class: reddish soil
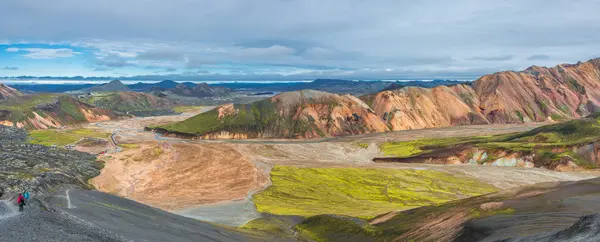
[91,141,269,210]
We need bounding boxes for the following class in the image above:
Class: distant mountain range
[150,58,600,139]
[7,79,469,97]
[211,79,468,96]
[128,80,195,92]
[381,79,469,91]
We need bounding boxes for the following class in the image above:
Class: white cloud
[1,0,600,78]
[236,45,295,58]
[11,48,82,59]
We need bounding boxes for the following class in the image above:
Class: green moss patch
[252,166,498,218]
[173,105,204,113]
[29,128,111,146]
[295,215,380,242]
[379,113,600,169]
[379,135,508,158]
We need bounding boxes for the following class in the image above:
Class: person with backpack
[17,193,25,212]
[23,191,30,201]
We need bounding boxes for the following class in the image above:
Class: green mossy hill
[0,94,117,129]
[295,215,381,242]
[29,128,111,146]
[152,95,332,138]
[252,166,498,218]
[77,92,174,115]
[151,89,381,138]
[0,93,62,122]
[293,184,525,242]
[153,99,280,136]
[380,113,600,168]
[240,215,303,239]
[306,177,600,241]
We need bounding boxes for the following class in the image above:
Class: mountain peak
[84,79,130,92]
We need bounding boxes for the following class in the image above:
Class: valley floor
[76,109,600,228]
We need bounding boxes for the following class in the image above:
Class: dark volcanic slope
[0,189,275,242]
[44,188,275,242]
[0,198,123,241]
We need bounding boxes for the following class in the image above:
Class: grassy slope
[294,177,600,242]
[294,197,516,242]
[252,166,498,219]
[0,93,61,122]
[154,99,317,137]
[78,92,171,113]
[0,94,103,127]
[380,113,600,167]
[172,105,203,113]
[295,215,381,242]
[29,128,111,146]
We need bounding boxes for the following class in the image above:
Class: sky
[1,0,600,81]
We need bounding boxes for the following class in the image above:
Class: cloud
[527,54,551,60]
[469,55,514,61]
[1,0,600,78]
[93,67,112,72]
[7,47,82,59]
[93,53,134,68]
[236,45,295,58]
[137,49,184,61]
[3,66,19,70]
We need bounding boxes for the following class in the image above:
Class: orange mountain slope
[154,58,600,139]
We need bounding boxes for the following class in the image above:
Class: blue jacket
[23,192,30,200]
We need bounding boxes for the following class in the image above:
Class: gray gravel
[0,188,284,242]
[0,198,123,241]
[44,188,277,242]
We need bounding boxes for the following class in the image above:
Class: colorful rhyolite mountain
[0,83,23,99]
[0,93,119,129]
[152,58,600,139]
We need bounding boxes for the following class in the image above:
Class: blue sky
[1,0,600,81]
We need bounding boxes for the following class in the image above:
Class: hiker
[17,193,25,212]
[23,191,30,201]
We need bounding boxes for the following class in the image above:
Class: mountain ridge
[81,80,131,93]
[151,58,600,139]
[0,94,119,129]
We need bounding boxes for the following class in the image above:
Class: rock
[0,125,101,196]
